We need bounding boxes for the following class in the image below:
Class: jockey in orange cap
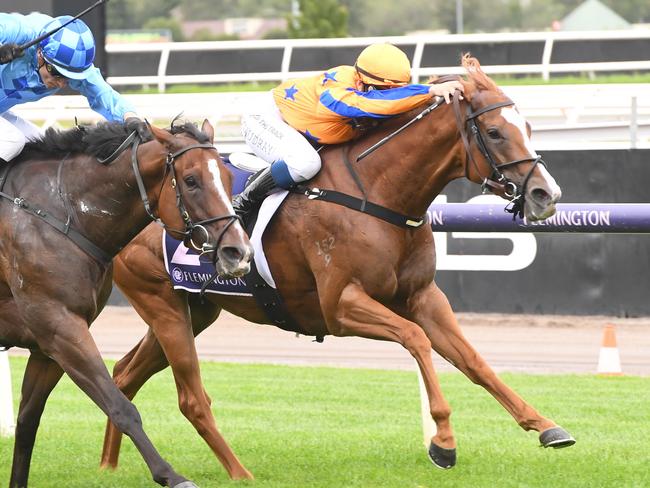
[235,42,464,218]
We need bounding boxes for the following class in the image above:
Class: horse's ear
[459,78,473,102]
[201,119,215,144]
[149,123,175,146]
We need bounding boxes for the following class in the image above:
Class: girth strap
[0,158,112,264]
[294,145,425,229]
[296,186,425,229]
[0,191,112,263]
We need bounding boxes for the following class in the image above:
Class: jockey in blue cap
[0,12,148,164]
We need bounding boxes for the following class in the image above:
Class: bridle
[301,88,548,229]
[100,130,241,259]
[452,94,545,218]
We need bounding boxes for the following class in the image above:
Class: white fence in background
[13,84,650,150]
[105,31,650,92]
[0,350,15,438]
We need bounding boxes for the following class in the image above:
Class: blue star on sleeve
[284,84,298,100]
[322,71,338,85]
[303,129,320,142]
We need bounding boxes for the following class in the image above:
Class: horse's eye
[184,175,198,188]
[487,128,501,140]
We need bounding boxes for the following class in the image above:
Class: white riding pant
[0,111,43,161]
[241,91,321,186]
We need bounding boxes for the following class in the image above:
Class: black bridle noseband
[453,95,545,218]
[298,90,545,229]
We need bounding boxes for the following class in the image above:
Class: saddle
[226,156,324,342]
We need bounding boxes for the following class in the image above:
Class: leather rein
[298,92,543,226]
[0,130,240,264]
[452,95,544,218]
[293,96,546,228]
[99,131,242,260]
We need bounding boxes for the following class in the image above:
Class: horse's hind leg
[333,282,457,469]
[101,284,252,480]
[10,351,64,488]
[409,282,575,448]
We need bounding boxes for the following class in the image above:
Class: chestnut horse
[101,56,573,478]
[0,119,252,487]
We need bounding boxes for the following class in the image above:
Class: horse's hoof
[539,426,576,449]
[172,481,198,488]
[428,442,457,469]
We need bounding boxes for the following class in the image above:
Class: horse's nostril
[530,187,550,204]
[220,246,244,263]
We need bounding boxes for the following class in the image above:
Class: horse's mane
[19,116,210,162]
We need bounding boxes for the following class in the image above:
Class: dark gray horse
[0,119,252,487]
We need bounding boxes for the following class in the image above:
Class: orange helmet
[355,43,411,87]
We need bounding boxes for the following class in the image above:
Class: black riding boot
[232,166,279,221]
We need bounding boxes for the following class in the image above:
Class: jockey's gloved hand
[0,43,23,64]
[124,117,151,141]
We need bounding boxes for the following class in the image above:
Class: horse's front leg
[101,261,253,480]
[25,306,194,488]
[409,282,575,448]
[331,282,457,469]
[10,351,64,488]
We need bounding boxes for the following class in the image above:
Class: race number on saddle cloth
[0,12,143,163]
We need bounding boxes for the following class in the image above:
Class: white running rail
[104,31,650,92]
[12,84,650,150]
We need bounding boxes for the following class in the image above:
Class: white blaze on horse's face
[207,159,236,213]
[205,157,252,276]
[206,158,249,247]
[500,107,562,202]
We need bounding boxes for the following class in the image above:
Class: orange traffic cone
[597,324,622,375]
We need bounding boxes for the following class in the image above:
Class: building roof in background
[561,0,630,31]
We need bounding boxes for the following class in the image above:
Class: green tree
[143,17,185,41]
[106,0,132,29]
[341,0,441,36]
[108,0,650,36]
[288,0,348,38]
[107,0,182,30]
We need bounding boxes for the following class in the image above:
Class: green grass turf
[1,357,649,487]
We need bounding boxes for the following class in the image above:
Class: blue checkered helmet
[38,16,95,80]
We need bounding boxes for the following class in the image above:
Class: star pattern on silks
[284,84,298,100]
[303,129,320,142]
[322,71,337,85]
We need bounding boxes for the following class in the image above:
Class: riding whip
[16,0,109,54]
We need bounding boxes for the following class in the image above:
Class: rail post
[0,350,15,438]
